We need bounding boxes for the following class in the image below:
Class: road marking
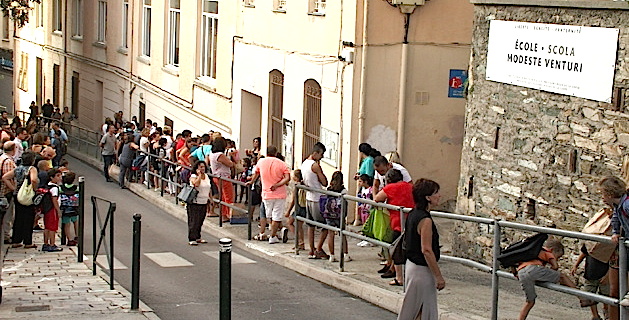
[144,252,194,267]
[203,251,257,264]
[95,256,128,270]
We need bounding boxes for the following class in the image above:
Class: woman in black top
[397,179,444,320]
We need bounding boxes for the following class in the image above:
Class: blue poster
[448,69,468,98]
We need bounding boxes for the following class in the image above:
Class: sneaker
[41,244,50,251]
[357,240,368,247]
[268,236,280,244]
[329,255,338,262]
[66,240,78,246]
[48,245,63,252]
[188,241,198,246]
[281,227,289,243]
[308,251,317,259]
[315,250,330,260]
[343,255,352,262]
[196,239,208,244]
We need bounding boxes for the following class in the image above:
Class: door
[139,102,145,128]
[36,57,42,108]
[71,72,79,119]
[239,90,262,155]
[53,64,60,107]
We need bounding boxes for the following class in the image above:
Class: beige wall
[353,0,473,209]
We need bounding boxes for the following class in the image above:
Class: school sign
[485,20,619,103]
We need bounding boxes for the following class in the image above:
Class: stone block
[557,174,571,185]
[490,106,505,114]
[592,128,615,144]
[570,122,591,136]
[518,159,538,171]
[582,107,601,121]
[618,133,629,147]
[573,181,588,192]
[498,197,514,212]
[556,134,571,142]
[496,183,521,197]
[614,120,629,134]
[602,144,622,158]
[574,136,599,152]
[580,161,593,174]
[558,124,571,134]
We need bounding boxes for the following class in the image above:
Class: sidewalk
[0,231,158,319]
[71,151,590,320]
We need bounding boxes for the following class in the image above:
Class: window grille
[303,79,322,160]
[142,0,152,57]
[97,0,107,43]
[269,70,284,150]
[200,0,218,78]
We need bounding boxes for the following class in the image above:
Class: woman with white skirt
[397,179,445,320]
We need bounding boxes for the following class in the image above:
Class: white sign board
[320,127,339,168]
[486,20,619,102]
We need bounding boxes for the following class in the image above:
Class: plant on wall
[0,0,41,29]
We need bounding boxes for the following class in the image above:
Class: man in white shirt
[12,128,28,163]
[373,156,412,194]
[301,142,330,259]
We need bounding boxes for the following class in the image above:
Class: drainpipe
[129,0,135,118]
[396,10,414,159]
[63,0,69,111]
[356,0,369,168]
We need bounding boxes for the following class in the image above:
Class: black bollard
[78,176,85,263]
[131,213,142,310]
[219,238,232,320]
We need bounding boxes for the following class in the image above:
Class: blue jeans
[103,154,115,180]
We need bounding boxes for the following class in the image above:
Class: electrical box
[341,49,354,63]
[390,0,425,5]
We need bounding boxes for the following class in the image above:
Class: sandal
[253,233,268,241]
[389,279,403,286]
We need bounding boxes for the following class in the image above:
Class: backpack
[60,184,79,216]
[319,195,342,220]
[33,185,55,215]
[497,233,548,268]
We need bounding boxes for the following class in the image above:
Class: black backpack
[497,233,548,268]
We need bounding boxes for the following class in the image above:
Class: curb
[67,150,469,319]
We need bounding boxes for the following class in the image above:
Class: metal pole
[109,203,116,290]
[160,159,165,198]
[219,238,232,320]
[218,179,223,227]
[294,185,299,256]
[92,196,97,276]
[131,213,142,311]
[490,220,501,320]
[246,186,253,240]
[620,238,627,320]
[339,197,348,272]
[77,176,85,262]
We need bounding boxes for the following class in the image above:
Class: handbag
[17,169,35,206]
[361,209,376,238]
[372,208,394,243]
[177,184,199,204]
[390,232,406,265]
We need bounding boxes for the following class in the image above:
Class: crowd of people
[94,111,629,320]
[0,102,79,256]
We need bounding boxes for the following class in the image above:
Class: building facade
[12,0,472,211]
[456,0,629,262]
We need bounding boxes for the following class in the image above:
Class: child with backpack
[321,171,350,263]
[41,168,63,252]
[60,172,80,246]
[515,238,588,320]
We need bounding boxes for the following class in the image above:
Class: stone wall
[455,0,629,265]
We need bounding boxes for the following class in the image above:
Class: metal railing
[59,119,627,318]
[294,183,628,320]
[132,149,256,239]
[91,195,116,290]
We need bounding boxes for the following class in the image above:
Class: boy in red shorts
[42,169,63,252]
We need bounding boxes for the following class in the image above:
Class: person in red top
[175,130,192,153]
[375,169,414,286]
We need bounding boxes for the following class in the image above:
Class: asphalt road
[72,157,396,320]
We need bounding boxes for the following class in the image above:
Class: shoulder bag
[17,167,35,206]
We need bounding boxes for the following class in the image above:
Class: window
[309,0,325,15]
[200,0,218,79]
[122,0,129,48]
[269,70,284,150]
[167,0,180,66]
[36,2,43,27]
[273,0,286,11]
[303,79,321,160]
[73,0,82,37]
[17,53,28,91]
[71,72,80,119]
[97,0,107,43]
[2,12,9,39]
[53,0,62,31]
[142,0,152,57]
